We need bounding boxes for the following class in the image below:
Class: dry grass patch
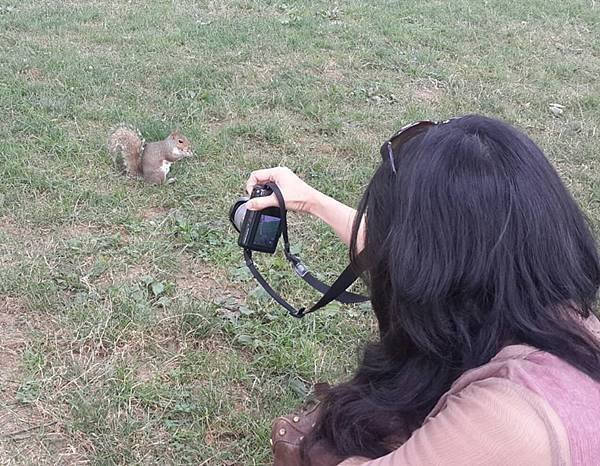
[0,296,90,465]
[0,296,28,390]
[0,216,29,238]
[175,256,245,304]
[414,80,445,104]
[140,206,173,221]
[321,59,345,81]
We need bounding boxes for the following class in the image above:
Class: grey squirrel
[107,125,193,184]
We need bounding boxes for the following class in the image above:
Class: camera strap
[243,183,369,318]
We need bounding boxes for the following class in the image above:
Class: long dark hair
[304,115,600,460]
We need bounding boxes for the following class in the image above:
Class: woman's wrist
[305,188,329,218]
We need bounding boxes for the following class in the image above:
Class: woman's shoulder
[435,315,600,418]
[442,314,600,399]
[427,314,600,465]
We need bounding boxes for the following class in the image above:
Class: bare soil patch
[0,216,27,238]
[20,67,43,81]
[414,81,444,104]
[321,59,344,81]
[175,256,245,303]
[140,206,173,221]
[60,223,97,238]
[60,222,129,241]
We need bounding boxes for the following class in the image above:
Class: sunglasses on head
[380,118,457,173]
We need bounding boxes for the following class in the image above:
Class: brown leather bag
[271,399,319,465]
[271,383,332,466]
[271,387,407,465]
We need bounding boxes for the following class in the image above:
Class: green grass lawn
[0,0,598,464]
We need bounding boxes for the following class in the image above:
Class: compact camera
[229,184,282,254]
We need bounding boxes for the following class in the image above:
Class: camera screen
[254,214,281,248]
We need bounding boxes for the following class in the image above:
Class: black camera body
[229,185,282,254]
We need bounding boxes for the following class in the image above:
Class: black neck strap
[243,183,368,318]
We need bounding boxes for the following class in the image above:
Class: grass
[0,0,598,464]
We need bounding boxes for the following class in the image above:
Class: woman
[245,115,600,465]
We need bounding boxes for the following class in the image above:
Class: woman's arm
[245,167,364,249]
[309,190,363,248]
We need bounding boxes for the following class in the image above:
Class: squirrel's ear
[170,129,181,137]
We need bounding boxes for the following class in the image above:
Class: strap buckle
[292,260,308,278]
[290,307,306,318]
[287,253,308,278]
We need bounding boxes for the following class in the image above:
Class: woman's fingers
[244,166,315,213]
[246,193,278,211]
[245,168,281,195]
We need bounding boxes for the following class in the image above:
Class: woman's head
[352,115,599,363]
[306,115,600,459]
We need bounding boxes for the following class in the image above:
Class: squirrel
[107,125,193,184]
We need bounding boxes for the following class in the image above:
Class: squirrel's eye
[178,139,183,144]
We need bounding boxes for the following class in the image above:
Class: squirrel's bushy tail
[107,125,144,177]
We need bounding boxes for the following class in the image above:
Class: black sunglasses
[381,119,457,173]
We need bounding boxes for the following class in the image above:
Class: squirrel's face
[169,130,193,159]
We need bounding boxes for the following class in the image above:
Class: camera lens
[229,197,249,232]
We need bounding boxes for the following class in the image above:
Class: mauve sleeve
[338,378,570,466]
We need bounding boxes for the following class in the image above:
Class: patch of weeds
[15,380,41,404]
[22,343,45,375]
[87,255,110,280]
[140,275,171,303]
[278,3,302,26]
[179,302,221,339]
[53,267,87,293]
[68,277,174,346]
[65,233,122,255]
[350,85,401,105]
[223,121,287,145]
[229,264,253,283]
[172,214,238,263]
[0,5,16,15]
[111,277,173,311]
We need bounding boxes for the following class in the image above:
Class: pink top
[340,316,600,466]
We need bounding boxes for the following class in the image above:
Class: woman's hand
[244,166,363,248]
[245,167,321,214]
